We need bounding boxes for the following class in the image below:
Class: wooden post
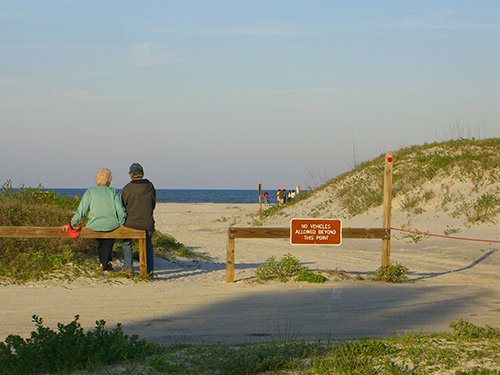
[382,151,394,267]
[138,238,147,277]
[226,236,235,283]
[258,182,262,221]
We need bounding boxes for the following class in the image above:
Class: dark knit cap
[129,163,144,175]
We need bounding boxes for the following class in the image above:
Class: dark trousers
[96,238,115,269]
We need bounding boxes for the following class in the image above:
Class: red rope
[391,227,500,244]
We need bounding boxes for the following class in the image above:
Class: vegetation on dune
[0,180,81,211]
[261,138,500,222]
[0,181,96,282]
[0,180,204,283]
[1,316,498,374]
[336,138,500,221]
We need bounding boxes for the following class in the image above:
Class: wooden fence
[0,226,148,277]
[226,151,394,283]
[226,227,390,282]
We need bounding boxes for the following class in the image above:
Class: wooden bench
[0,226,148,277]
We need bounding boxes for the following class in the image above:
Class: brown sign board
[290,218,342,245]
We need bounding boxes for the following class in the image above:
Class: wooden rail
[226,227,391,283]
[0,226,148,277]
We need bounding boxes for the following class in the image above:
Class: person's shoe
[104,263,114,272]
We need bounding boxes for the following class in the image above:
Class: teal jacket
[71,186,127,231]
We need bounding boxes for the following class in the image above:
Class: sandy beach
[1,200,499,345]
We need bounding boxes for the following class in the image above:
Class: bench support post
[226,237,235,283]
[138,239,147,277]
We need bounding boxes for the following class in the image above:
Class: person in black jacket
[121,163,156,276]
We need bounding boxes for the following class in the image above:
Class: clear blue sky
[1,1,499,189]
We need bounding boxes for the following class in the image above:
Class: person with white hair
[62,168,126,271]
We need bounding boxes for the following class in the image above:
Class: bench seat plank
[0,226,145,239]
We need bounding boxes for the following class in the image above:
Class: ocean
[49,188,280,204]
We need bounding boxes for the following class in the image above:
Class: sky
[1,1,499,189]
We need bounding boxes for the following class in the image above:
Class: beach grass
[261,138,500,222]
[0,181,97,282]
[1,316,498,374]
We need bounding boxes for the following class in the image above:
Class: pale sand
[1,200,499,345]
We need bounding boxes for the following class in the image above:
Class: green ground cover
[0,316,498,374]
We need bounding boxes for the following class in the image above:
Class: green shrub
[256,253,306,282]
[294,269,328,283]
[453,192,500,224]
[2,317,500,374]
[0,196,95,282]
[370,263,409,283]
[455,368,500,375]
[450,319,500,340]
[256,254,328,283]
[0,180,79,210]
[0,315,158,374]
[153,231,205,260]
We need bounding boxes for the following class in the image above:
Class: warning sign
[290,218,342,245]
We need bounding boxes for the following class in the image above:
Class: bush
[294,269,328,283]
[450,319,500,340]
[0,315,158,374]
[370,263,409,283]
[0,180,79,210]
[256,254,305,282]
[453,192,500,224]
[0,191,95,282]
[256,254,328,283]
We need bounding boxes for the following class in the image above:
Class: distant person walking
[62,168,126,271]
[278,189,286,205]
[121,163,156,277]
[263,192,269,206]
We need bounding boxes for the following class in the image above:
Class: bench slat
[0,226,145,239]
